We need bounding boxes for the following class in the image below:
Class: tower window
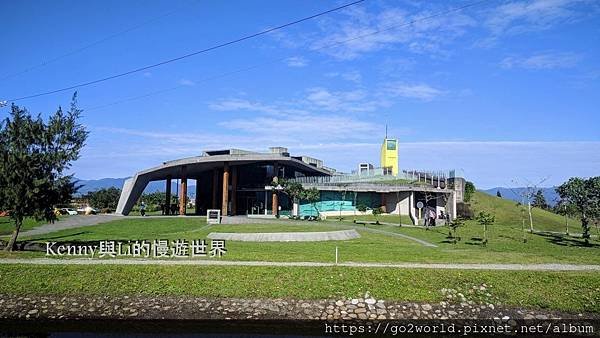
[386,140,397,150]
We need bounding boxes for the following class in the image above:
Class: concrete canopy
[115,152,331,215]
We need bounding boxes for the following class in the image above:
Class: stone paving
[0,287,593,322]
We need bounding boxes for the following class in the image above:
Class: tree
[554,198,577,235]
[372,206,382,225]
[86,187,121,211]
[278,178,304,218]
[556,177,600,245]
[532,189,548,210]
[0,95,88,251]
[475,211,495,246]
[496,190,502,198]
[511,177,548,233]
[301,187,321,219]
[448,217,465,244]
[464,181,475,202]
[140,191,178,211]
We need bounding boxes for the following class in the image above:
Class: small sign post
[207,209,221,224]
[416,201,424,220]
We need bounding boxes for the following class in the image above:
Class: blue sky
[1,0,599,189]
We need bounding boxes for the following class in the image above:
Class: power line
[0,1,197,82]
[86,0,493,112]
[5,0,366,102]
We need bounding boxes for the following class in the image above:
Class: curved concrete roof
[116,152,331,215]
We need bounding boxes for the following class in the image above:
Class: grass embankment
[0,264,598,313]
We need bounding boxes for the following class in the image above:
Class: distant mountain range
[74,177,196,198]
[482,187,560,207]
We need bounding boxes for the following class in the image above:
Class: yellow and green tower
[380,137,398,176]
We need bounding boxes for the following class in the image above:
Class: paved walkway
[207,230,360,242]
[19,215,123,237]
[1,258,598,271]
[17,215,205,237]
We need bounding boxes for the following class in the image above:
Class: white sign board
[207,209,221,224]
[416,201,424,209]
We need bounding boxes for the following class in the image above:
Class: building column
[179,166,187,216]
[195,179,201,215]
[408,191,416,225]
[212,170,218,209]
[272,163,279,216]
[222,163,229,216]
[231,166,237,216]
[165,176,171,215]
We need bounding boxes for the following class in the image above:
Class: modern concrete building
[115,147,331,216]
[116,142,464,225]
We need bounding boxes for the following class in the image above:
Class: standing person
[428,208,436,227]
[140,201,146,217]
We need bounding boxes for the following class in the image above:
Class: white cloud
[386,83,445,101]
[479,0,598,46]
[178,79,196,86]
[221,115,377,140]
[285,56,308,67]
[500,52,581,69]
[306,5,474,60]
[325,70,362,83]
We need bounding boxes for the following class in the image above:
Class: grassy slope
[469,190,576,233]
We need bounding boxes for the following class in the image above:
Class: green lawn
[1,191,599,314]
[7,204,599,264]
[0,264,598,313]
[0,216,69,236]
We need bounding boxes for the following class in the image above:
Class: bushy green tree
[464,181,475,202]
[278,178,304,217]
[557,177,600,245]
[301,187,320,219]
[372,206,382,224]
[0,95,88,251]
[141,191,177,208]
[86,187,121,211]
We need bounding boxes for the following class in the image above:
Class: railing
[290,169,456,189]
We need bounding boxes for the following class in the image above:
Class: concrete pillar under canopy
[222,163,229,216]
[165,176,171,215]
[179,166,187,216]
